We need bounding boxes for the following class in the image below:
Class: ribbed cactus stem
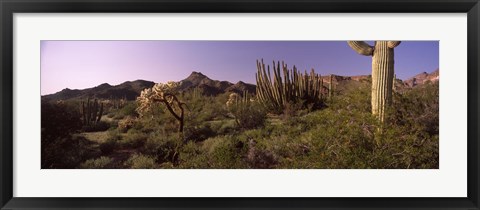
[255,59,325,113]
[81,98,104,126]
[348,41,401,123]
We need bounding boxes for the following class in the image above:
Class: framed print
[1,0,479,209]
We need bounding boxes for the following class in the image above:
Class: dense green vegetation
[41,79,438,169]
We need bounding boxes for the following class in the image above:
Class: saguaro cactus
[347,41,401,122]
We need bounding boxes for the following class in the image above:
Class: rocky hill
[42,80,155,101]
[179,71,255,96]
[42,72,257,101]
[42,69,438,102]
[404,69,439,87]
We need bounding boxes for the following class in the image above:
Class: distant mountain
[42,80,155,101]
[225,81,256,95]
[179,71,231,96]
[42,72,257,101]
[404,69,439,87]
[42,69,438,102]
[178,71,256,96]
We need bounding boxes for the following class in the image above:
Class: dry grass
[81,131,111,143]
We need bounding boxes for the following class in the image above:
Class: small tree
[136,82,187,132]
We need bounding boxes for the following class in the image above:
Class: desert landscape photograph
[41,40,439,169]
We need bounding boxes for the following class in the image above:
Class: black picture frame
[1,0,479,209]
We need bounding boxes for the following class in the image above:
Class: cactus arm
[348,41,374,56]
[387,41,401,48]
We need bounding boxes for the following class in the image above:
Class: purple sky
[41,41,439,95]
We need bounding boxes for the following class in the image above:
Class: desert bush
[209,120,236,135]
[329,81,371,113]
[41,100,82,142]
[230,102,267,130]
[120,130,148,149]
[114,101,138,119]
[183,123,216,142]
[177,141,207,168]
[197,135,247,168]
[79,156,113,169]
[282,100,306,120]
[42,134,93,169]
[268,104,438,169]
[125,154,157,169]
[82,120,111,132]
[41,101,90,168]
[118,116,137,133]
[141,131,182,164]
[99,137,118,155]
[389,82,439,135]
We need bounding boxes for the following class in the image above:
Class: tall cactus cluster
[347,41,401,123]
[226,90,250,109]
[81,98,104,126]
[328,74,334,101]
[255,59,325,113]
[192,87,201,99]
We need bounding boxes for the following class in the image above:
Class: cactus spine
[81,98,104,126]
[347,41,401,122]
[256,59,325,113]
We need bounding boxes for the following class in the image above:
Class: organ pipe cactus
[256,59,325,113]
[328,74,334,101]
[81,98,104,126]
[347,41,401,122]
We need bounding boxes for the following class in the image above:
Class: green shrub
[208,119,237,135]
[41,100,82,143]
[125,154,157,169]
[230,102,267,130]
[282,100,307,120]
[41,134,93,169]
[107,112,115,118]
[41,101,88,168]
[141,131,182,164]
[117,116,137,133]
[82,121,111,132]
[100,137,118,155]
[114,102,138,119]
[183,123,216,142]
[121,130,148,149]
[79,156,113,169]
[178,141,207,168]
